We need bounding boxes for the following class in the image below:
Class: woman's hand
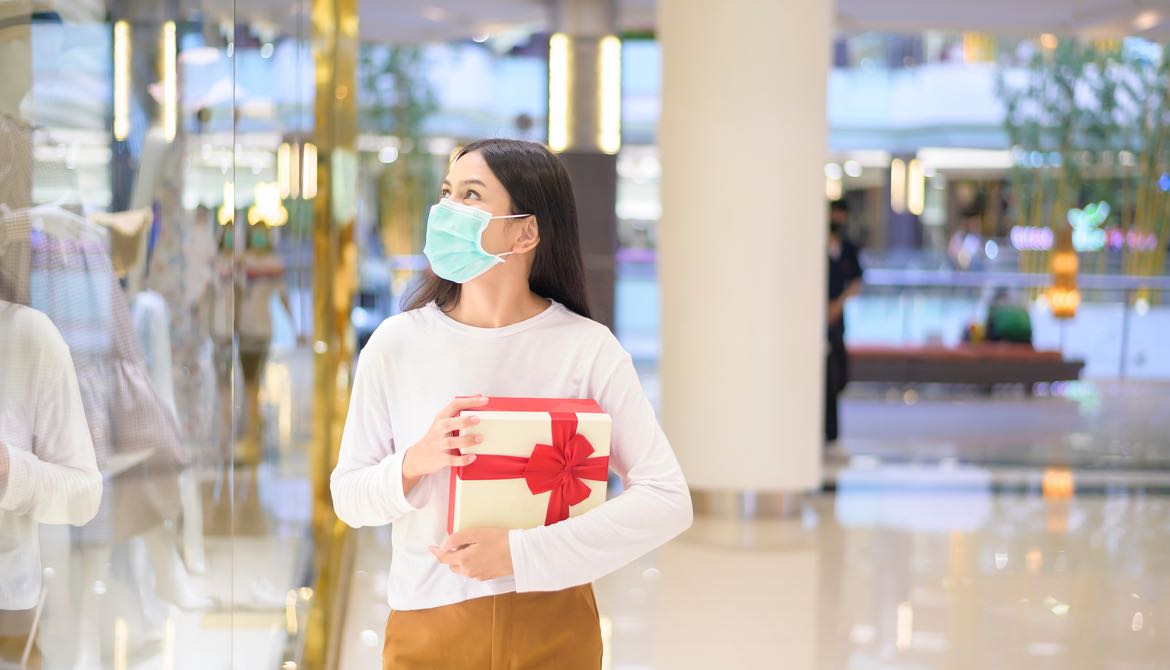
[429,528,514,581]
[401,396,489,494]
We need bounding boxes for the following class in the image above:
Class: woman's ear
[513,216,540,254]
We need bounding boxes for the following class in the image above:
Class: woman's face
[439,150,523,256]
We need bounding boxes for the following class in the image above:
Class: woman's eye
[465,190,481,201]
[439,189,451,199]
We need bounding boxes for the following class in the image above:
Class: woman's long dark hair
[402,138,592,319]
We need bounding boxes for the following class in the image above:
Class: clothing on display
[141,133,217,448]
[88,208,152,282]
[131,291,177,420]
[0,205,186,545]
[0,207,30,306]
[0,113,32,211]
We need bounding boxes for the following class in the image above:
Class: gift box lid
[457,397,605,414]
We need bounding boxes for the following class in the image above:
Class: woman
[331,139,692,669]
[0,299,102,668]
[236,223,293,464]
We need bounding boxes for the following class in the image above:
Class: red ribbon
[456,411,609,526]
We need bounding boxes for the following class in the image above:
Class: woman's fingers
[444,434,482,450]
[438,395,490,420]
[446,453,477,468]
[440,415,480,434]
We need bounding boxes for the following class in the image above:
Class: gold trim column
[306,0,358,664]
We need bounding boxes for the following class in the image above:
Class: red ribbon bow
[456,411,609,526]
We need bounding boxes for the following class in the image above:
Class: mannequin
[114,131,210,576]
[87,170,211,605]
[0,0,34,212]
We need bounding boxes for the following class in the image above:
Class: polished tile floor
[339,481,1170,669]
[17,349,1166,669]
[334,377,1170,670]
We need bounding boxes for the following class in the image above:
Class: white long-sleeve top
[0,301,102,610]
[331,300,692,611]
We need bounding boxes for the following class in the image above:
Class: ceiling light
[421,6,449,22]
[1134,10,1161,32]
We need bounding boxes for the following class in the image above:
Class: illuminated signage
[1009,201,1157,253]
[1068,202,1110,252]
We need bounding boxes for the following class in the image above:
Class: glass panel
[0,0,319,664]
[0,2,242,664]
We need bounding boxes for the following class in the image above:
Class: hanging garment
[130,290,177,421]
[0,112,32,211]
[146,201,217,447]
[0,207,30,306]
[13,206,186,545]
[87,208,152,281]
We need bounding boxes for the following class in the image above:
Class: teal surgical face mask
[423,199,530,283]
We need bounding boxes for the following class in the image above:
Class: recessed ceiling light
[1134,10,1161,32]
[421,6,449,22]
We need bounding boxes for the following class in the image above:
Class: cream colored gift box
[447,398,612,533]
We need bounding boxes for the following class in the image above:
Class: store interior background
[2,0,1169,668]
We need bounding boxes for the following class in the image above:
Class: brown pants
[0,635,39,670]
[383,585,602,670]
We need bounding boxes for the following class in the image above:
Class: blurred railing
[330,251,1170,381]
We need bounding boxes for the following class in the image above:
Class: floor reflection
[340,465,1170,669]
[601,483,1170,670]
[20,348,314,670]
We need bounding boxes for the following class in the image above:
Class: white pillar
[658,1,831,495]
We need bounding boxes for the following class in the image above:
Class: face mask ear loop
[486,213,531,260]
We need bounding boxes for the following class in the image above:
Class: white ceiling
[215,0,1170,44]
[343,0,1170,44]
[836,0,1170,40]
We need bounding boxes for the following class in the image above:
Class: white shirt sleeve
[0,318,101,526]
[331,337,430,528]
[507,348,693,592]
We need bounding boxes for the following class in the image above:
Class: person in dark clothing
[985,287,1032,344]
[826,201,864,443]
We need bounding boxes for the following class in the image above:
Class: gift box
[447,397,612,534]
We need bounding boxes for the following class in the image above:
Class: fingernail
[470,416,480,424]
[468,454,478,461]
[474,435,484,443]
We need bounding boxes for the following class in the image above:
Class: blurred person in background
[947,205,986,271]
[827,201,864,444]
[237,223,294,465]
[985,287,1033,345]
[0,300,102,669]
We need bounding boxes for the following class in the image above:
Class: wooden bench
[848,344,1085,389]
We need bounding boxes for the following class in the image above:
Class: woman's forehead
[447,151,496,183]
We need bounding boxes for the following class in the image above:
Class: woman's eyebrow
[442,178,487,188]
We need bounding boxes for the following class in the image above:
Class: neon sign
[1010,201,1158,253]
[1068,202,1110,252]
